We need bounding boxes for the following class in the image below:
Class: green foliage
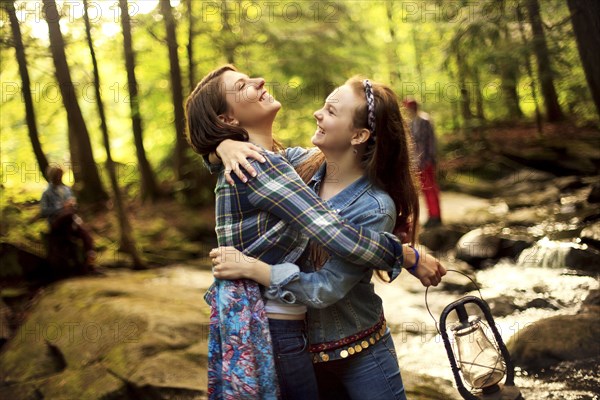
[0,0,596,192]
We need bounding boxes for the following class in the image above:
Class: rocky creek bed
[1,168,599,399]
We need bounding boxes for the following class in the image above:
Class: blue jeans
[314,330,406,400]
[268,318,319,400]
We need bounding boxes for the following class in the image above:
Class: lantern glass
[453,317,506,389]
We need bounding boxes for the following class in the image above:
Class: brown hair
[185,65,250,155]
[345,76,420,244]
[297,78,421,279]
[185,65,285,155]
[298,78,420,241]
[46,165,64,185]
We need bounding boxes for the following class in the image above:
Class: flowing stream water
[376,192,599,400]
[379,260,598,399]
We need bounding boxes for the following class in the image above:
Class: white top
[264,300,307,315]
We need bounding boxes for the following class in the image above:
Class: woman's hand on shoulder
[216,140,266,185]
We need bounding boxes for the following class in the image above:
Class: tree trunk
[566,0,600,119]
[517,4,543,134]
[456,48,473,124]
[5,0,49,181]
[499,9,524,119]
[385,2,401,87]
[118,0,160,201]
[83,0,145,269]
[183,0,218,206]
[473,68,485,121]
[42,0,108,203]
[411,24,423,84]
[221,0,236,64]
[186,0,196,92]
[499,64,523,119]
[526,0,564,121]
[444,55,460,131]
[159,0,188,182]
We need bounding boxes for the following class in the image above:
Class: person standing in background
[41,165,98,273]
[404,98,442,228]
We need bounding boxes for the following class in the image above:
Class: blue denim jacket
[267,150,400,353]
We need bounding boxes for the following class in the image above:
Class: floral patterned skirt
[206,279,279,399]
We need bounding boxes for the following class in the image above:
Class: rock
[525,297,559,311]
[507,312,600,370]
[497,237,534,260]
[553,176,586,192]
[580,289,600,314]
[583,211,600,223]
[0,299,11,347]
[418,225,468,252]
[125,351,208,399]
[453,228,530,267]
[456,228,502,268]
[402,370,461,400]
[438,259,479,293]
[38,364,129,399]
[565,247,600,273]
[487,295,522,317]
[582,289,600,307]
[532,284,549,294]
[505,207,544,226]
[462,207,501,226]
[0,243,48,281]
[0,383,41,400]
[487,295,560,318]
[496,169,555,193]
[587,183,600,203]
[0,266,212,400]
[580,221,600,249]
[504,185,560,209]
[501,179,548,198]
[0,338,66,383]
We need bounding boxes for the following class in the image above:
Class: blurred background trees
[1,0,598,264]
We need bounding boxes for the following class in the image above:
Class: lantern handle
[424,269,484,335]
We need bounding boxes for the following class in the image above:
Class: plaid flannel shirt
[205,149,403,399]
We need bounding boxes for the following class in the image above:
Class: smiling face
[220,70,281,128]
[312,84,367,152]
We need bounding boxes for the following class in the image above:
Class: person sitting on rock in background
[403,98,442,228]
[41,165,97,272]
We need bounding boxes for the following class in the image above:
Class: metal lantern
[427,271,524,400]
[453,314,505,389]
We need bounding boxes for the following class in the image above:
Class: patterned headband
[362,79,376,136]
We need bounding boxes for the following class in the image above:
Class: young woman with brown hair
[185,66,443,399]
[210,76,446,399]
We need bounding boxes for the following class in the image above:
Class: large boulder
[418,225,468,252]
[402,371,461,400]
[580,221,600,249]
[495,169,554,196]
[504,185,560,209]
[0,299,11,347]
[565,247,600,273]
[456,229,502,268]
[455,228,532,268]
[507,312,600,370]
[580,289,600,314]
[0,265,212,400]
[587,183,600,203]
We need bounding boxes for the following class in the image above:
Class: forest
[1,1,599,399]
